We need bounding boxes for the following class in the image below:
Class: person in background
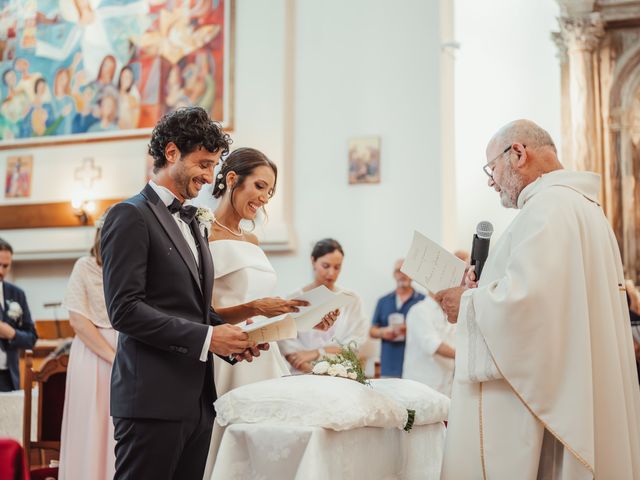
[403,293,455,396]
[279,239,368,373]
[369,259,425,377]
[402,249,467,395]
[0,237,37,392]
[625,278,640,382]
[59,212,116,480]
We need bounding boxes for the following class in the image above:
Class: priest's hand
[209,324,254,356]
[313,309,339,331]
[434,286,467,323]
[465,266,478,289]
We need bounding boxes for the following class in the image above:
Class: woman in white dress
[278,239,369,373]
[203,148,337,477]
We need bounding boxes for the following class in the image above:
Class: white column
[559,13,604,173]
[551,30,572,168]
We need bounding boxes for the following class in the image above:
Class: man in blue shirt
[370,259,425,377]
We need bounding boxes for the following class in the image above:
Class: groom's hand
[232,319,269,362]
[209,324,254,356]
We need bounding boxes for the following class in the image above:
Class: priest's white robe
[441,170,640,480]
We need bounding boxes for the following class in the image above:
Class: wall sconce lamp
[71,158,102,225]
[71,196,97,225]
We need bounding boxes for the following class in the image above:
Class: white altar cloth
[211,422,445,480]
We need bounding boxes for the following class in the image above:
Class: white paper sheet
[401,231,466,293]
[240,286,355,341]
[288,285,356,331]
[242,315,297,343]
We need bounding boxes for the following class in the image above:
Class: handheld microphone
[471,221,493,281]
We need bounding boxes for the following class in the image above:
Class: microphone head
[476,221,494,239]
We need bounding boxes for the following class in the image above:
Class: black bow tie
[168,198,197,224]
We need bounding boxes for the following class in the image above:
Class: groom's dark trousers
[101,184,230,480]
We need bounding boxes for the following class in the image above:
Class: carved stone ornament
[559,12,605,52]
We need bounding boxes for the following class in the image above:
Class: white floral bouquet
[310,341,416,431]
[310,341,368,385]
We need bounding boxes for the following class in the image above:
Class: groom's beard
[172,163,197,200]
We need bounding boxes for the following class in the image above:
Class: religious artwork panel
[348,136,381,184]
[4,154,32,198]
[0,0,233,147]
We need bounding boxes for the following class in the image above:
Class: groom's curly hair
[148,106,232,173]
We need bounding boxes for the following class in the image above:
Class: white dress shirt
[148,181,212,362]
[403,297,456,396]
[0,282,6,370]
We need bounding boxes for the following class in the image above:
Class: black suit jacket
[101,183,227,420]
[1,282,37,390]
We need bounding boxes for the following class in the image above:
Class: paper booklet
[241,285,355,343]
[401,230,466,293]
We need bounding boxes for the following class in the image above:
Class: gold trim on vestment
[488,354,595,476]
[479,382,488,480]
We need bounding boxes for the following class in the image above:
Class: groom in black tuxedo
[101,107,260,479]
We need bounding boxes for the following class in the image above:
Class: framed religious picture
[348,136,381,184]
[5,154,33,198]
[0,0,234,149]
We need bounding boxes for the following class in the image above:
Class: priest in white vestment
[435,119,640,480]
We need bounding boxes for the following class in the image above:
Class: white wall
[269,0,445,319]
[453,0,562,245]
[6,0,563,324]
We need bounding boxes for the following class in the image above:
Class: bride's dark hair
[213,148,278,203]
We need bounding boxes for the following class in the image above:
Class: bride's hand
[251,297,309,317]
[285,350,318,370]
[313,309,339,331]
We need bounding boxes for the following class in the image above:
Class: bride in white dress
[200,148,337,477]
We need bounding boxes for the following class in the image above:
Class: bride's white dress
[204,239,290,477]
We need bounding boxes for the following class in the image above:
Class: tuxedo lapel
[1,283,8,321]
[191,221,214,315]
[141,185,202,295]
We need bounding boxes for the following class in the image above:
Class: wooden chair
[22,350,69,476]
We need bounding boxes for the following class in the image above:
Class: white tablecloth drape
[211,422,445,480]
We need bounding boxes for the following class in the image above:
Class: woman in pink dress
[59,216,117,480]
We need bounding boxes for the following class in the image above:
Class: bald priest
[435,119,640,480]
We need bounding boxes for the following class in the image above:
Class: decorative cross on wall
[74,158,102,189]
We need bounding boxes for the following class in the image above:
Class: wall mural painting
[0,0,232,145]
